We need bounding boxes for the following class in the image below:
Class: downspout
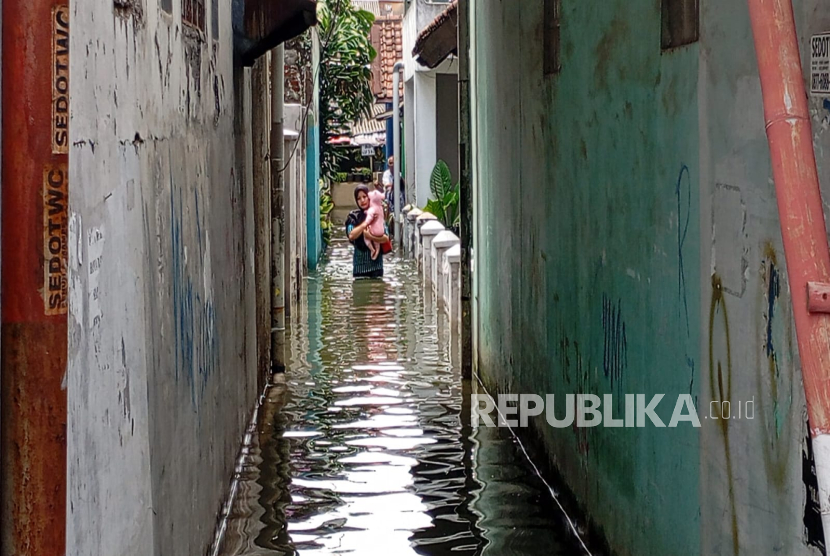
[1,0,68,552]
[747,0,830,536]
[270,44,286,373]
[457,0,472,379]
[393,61,404,248]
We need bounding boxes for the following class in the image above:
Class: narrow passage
[215,233,592,555]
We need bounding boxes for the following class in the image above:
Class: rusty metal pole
[1,0,69,553]
[270,44,286,373]
[747,0,830,538]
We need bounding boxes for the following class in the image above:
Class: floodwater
[213,235,594,556]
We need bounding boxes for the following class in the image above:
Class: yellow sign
[52,6,69,154]
[43,164,68,315]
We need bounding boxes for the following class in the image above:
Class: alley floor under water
[214,235,592,556]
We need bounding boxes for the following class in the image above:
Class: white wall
[412,72,437,206]
[404,78,416,204]
[403,0,459,207]
[67,1,258,554]
[284,102,309,313]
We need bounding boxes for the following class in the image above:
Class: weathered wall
[252,55,271,386]
[285,103,309,313]
[306,116,321,269]
[472,0,830,554]
[67,1,258,554]
[284,33,312,293]
[699,1,828,553]
[307,30,322,270]
[471,0,700,554]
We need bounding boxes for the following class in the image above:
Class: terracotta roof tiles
[371,15,403,102]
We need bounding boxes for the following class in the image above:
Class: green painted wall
[471,2,700,554]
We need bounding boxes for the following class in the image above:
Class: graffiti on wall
[676,164,692,336]
[757,245,796,488]
[601,294,628,395]
[709,273,739,556]
[170,181,218,412]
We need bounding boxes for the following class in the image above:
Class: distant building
[403,0,458,208]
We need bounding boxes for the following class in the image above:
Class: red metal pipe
[747,0,830,535]
[1,0,69,553]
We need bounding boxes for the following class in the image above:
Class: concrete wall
[307,31,322,270]
[699,1,829,553]
[471,0,830,554]
[404,0,450,36]
[67,2,258,554]
[307,116,322,270]
[285,104,309,314]
[404,80,416,203]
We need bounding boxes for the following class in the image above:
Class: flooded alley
[213,235,593,556]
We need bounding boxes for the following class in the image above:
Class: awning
[351,104,388,136]
[412,0,457,69]
[233,0,318,66]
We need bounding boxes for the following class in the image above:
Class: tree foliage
[318,0,376,182]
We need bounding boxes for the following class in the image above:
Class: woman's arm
[348,220,369,241]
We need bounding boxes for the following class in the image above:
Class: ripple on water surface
[215,238,592,556]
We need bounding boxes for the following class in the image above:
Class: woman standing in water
[345,184,390,278]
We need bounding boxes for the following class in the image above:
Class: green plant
[318,0,376,183]
[423,160,460,232]
[333,171,348,183]
[320,189,335,245]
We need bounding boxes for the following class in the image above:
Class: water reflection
[214,236,592,555]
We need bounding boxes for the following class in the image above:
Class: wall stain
[709,274,738,556]
[594,16,630,92]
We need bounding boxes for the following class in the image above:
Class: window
[544,0,561,76]
[161,0,171,13]
[183,0,205,30]
[661,0,699,50]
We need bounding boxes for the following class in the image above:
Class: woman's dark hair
[353,184,370,204]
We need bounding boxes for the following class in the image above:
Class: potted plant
[423,160,460,234]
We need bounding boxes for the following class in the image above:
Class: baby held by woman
[364,188,386,260]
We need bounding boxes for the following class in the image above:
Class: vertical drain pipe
[271,44,286,373]
[747,0,830,537]
[1,0,68,552]
[392,61,404,249]
[457,0,473,379]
